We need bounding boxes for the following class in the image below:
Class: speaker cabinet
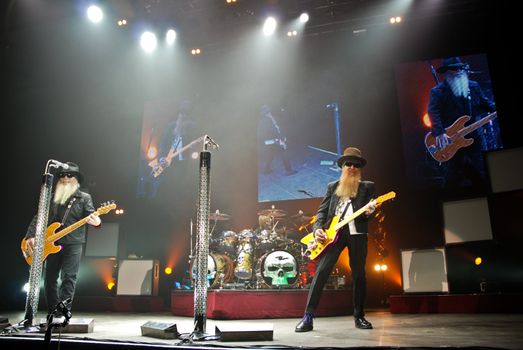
[116,259,159,296]
[401,248,449,293]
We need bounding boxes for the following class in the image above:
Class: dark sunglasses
[59,172,76,178]
[343,162,361,169]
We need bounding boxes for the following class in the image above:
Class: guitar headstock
[375,191,396,205]
[97,201,117,215]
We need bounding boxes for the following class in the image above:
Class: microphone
[205,135,219,149]
[49,159,69,169]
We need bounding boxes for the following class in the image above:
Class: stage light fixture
[87,5,103,23]
[226,0,237,3]
[374,264,381,271]
[107,281,115,290]
[287,30,298,37]
[390,16,402,24]
[147,146,158,159]
[263,17,277,36]
[381,264,388,271]
[23,282,29,293]
[117,19,128,26]
[191,151,199,159]
[164,267,173,275]
[191,48,201,55]
[140,31,158,53]
[166,29,177,45]
[299,13,309,23]
[475,257,482,266]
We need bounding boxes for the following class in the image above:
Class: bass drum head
[190,253,234,288]
[257,250,299,288]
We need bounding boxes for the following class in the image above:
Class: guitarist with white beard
[427,56,497,188]
[295,147,376,332]
[24,162,101,318]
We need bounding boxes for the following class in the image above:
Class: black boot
[355,317,373,329]
[295,312,314,332]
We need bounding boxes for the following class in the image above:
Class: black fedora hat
[337,147,367,168]
[436,57,468,74]
[59,162,84,183]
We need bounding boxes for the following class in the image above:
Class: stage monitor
[485,146,523,193]
[85,222,119,258]
[401,248,449,293]
[394,53,502,191]
[442,197,492,244]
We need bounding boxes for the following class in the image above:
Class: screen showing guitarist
[138,99,197,198]
[23,162,101,318]
[258,104,297,176]
[427,56,497,188]
[295,147,376,332]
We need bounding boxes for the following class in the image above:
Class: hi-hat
[257,208,287,217]
[291,211,313,221]
[209,211,231,221]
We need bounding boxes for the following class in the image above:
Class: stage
[1,310,523,349]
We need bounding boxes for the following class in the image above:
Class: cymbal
[257,208,287,217]
[209,212,231,221]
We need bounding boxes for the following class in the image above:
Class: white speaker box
[116,259,159,296]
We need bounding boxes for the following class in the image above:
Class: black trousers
[44,244,83,314]
[305,230,368,318]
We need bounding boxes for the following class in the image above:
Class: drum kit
[190,207,317,289]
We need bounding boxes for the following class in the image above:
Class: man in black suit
[295,147,376,332]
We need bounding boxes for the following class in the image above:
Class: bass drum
[256,250,299,288]
[190,253,234,289]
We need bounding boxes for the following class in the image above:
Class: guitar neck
[48,214,94,243]
[333,203,369,231]
[456,112,497,139]
[166,136,205,161]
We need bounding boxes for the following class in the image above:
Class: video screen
[394,54,502,190]
[256,102,344,202]
[136,98,200,199]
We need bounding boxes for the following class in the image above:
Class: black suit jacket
[312,180,375,234]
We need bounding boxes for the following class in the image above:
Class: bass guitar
[21,202,116,266]
[148,136,206,178]
[424,112,497,163]
[301,191,396,260]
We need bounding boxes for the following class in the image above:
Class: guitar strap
[60,197,77,225]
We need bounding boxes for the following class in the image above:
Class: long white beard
[53,182,79,205]
[446,73,469,98]
[335,171,361,199]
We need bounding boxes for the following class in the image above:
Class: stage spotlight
[117,19,128,26]
[263,17,277,36]
[381,264,388,271]
[191,48,201,55]
[191,151,199,159]
[299,13,309,23]
[23,282,29,293]
[164,267,173,275]
[475,257,482,266]
[390,16,402,24]
[140,31,158,53]
[287,30,298,37]
[374,264,381,271]
[87,5,103,23]
[166,29,177,45]
[107,281,115,290]
[226,0,237,3]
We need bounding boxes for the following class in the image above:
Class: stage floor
[1,310,523,349]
